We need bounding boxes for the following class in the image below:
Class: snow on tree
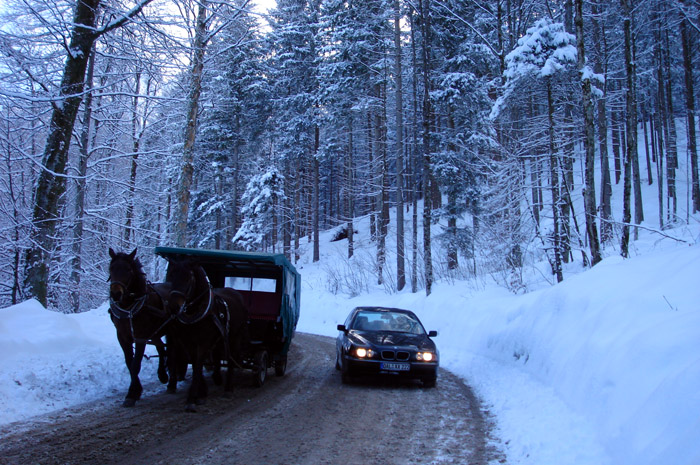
[232,167,286,251]
[491,18,578,283]
[492,19,578,119]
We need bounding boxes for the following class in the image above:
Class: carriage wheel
[274,355,287,377]
[253,350,268,387]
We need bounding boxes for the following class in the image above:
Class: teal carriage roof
[154,246,299,279]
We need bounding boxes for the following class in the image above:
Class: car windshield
[351,310,425,335]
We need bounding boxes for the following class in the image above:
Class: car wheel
[422,375,437,388]
[335,352,341,371]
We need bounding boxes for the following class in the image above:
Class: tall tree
[575,0,602,265]
[23,0,153,306]
[418,0,434,295]
[620,0,638,257]
[394,0,406,291]
[679,0,700,213]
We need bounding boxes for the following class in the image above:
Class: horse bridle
[109,273,174,345]
[108,264,134,296]
[172,270,215,325]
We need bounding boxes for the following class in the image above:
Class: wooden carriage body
[155,246,301,384]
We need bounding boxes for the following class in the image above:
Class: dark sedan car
[335,306,439,387]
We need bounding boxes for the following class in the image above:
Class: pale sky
[254,0,277,13]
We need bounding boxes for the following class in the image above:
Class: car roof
[353,306,418,317]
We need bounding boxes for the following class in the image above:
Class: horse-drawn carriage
[154,246,301,388]
[108,246,300,410]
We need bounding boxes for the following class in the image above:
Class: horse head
[108,248,143,303]
[164,257,212,321]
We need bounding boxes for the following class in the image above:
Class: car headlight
[417,352,434,362]
[354,347,374,358]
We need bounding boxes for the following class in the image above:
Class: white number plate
[381,362,410,371]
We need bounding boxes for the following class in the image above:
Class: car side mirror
[428,330,438,337]
[337,324,347,333]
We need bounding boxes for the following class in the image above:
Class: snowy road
[0,333,503,464]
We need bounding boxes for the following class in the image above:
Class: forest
[0,0,698,312]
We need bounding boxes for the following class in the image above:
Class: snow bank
[297,242,700,465]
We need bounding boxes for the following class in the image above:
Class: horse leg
[154,338,169,384]
[165,334,179,393]
[211,345,223,386]
[186,349,207,411]
[124,342,146,407]
[116,331,137,407]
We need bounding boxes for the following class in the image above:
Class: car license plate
[381,362,410,371]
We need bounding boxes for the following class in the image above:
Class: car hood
[349,331,435,351]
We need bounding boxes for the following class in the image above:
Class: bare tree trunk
[347,116,354,259]
[394,0,406,291]
[575,0,601,265]
[621,0,637,257]
[680,5,700,213]
[367,112,377,241]
[419,0,434,295]
[548,82,563,282]
[662,28,678,222]
[612,109,623,185]
[654,108,666,229]
[2,106,23,304]
[446,110,458,270]
[313,125,320,262]
[174,0,208,247]
[410,12,419,293]
[124,70,141,246]
[376,83,389,285]
[70,47,96,313]
[642,107,654,185]
[283,157,292,260]
[230,140,241,242]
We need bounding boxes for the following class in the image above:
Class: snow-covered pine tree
[233,167,286,251]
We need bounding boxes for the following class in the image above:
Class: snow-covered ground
[2,219,699,464]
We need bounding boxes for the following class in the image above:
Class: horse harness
[174,282,237,366]
[109,285,174,346]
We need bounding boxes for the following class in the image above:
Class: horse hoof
[185,403,197,412]
[195,398,206,406]
[123,399,136,408]
[158,372,169,384]
[167,387,177,394]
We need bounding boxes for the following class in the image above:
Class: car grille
[381,350,410,361]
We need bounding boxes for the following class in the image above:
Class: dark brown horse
[108,248,179,407]
[164,256,249,412]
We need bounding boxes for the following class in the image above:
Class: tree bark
[347,116,354,259]
[70,47,96,313]
[419,0,434,295]
[548,82,563,282]
[680,5,700,213]
[575,0,601,265]
[620,0,637,258]
[124,70,141,245]
[313,124,320,262]
[662,28,678,221]
[173,0,208,247]
[394,0,406,291]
